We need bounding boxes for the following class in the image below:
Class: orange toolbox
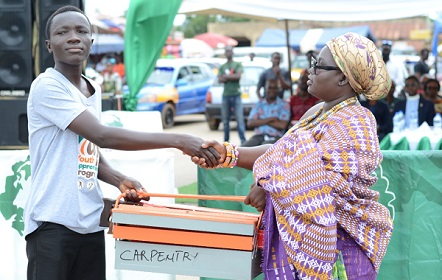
[111,192,263,280]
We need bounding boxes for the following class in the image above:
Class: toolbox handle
[114,192,247,208]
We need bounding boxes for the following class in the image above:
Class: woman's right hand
[191,140,226,168]
[244,183,266,212]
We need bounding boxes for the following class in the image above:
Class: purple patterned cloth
[254,104,393,280]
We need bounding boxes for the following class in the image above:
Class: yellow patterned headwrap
[326,32,391,100]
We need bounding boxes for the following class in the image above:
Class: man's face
[225,49,233,59]
[46,11,92,67]
[422,50,429,61]
[271,54,281,66]
[382,45,391,57]
[266,83,279,100]
[404,79,419,96]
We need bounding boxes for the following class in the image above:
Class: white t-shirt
[386,58,408,97]
[24,68,105,236]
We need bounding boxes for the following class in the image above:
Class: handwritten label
[120,249,199,263]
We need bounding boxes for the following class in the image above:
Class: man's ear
[45,39,52,53]
[338,75,349,86]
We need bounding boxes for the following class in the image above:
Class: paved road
[164,115,254,280]
[164,114,254,188]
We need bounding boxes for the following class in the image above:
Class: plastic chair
[379,133,391,150]
[435,138,442,150]
[416,136,431,150]
[389,137,410,150]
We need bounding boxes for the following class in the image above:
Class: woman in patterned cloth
[194,33,394,280]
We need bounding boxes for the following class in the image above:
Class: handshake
[189,140,239,169]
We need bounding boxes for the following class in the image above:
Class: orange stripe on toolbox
[113,204,260,225]
[113,224,254,251]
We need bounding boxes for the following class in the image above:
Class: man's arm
[267,118,290,130]
[256,71,266,99]
[98,152,146,201]
[247,117,279,129]
[68,110,221,167]
[277,68,292,90]
[224,65,242,82]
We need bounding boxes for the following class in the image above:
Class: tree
[177,15,250,38]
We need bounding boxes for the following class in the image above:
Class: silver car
[205,60,272,130]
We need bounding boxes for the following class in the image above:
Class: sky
[84,0,186,25]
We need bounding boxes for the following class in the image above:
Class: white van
[213,46,294,71]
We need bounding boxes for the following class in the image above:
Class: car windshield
[146,67,174,85]
[291,55,309,69]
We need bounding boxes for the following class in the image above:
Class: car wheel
[208,118,220,130]
[162,103,175,128]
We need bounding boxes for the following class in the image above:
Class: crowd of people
[219,41,441,145]
[87,55,125,97]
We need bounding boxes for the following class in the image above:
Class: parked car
[205,60,272,130]
[123,59,214,128]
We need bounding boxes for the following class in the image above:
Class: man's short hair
[45,5,90,39]
[421,48,430,55]
[405,75,419,84]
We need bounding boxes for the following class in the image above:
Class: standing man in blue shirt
[256,52,291,99]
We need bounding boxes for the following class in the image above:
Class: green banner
[197,151,442,280]
[124,0,182,111]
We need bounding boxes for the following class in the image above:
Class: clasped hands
[191,140,267,212]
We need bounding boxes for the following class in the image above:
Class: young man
[413,48,430,79]
[381,40,408,97]
[24,6,219,280]
[393,75,435,129]
[218,46,247,143]
[256,52,291,99]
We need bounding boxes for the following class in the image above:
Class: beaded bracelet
[220,142,239,168]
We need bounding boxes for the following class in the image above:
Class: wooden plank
[113,224,254,251]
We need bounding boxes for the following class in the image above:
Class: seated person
[393,75,435,128]
[382,80,399,115]
[360,98,392,141]
[242,79,290,147]
[290,70,320,125]
[422,78,442,114]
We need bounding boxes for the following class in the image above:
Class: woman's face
[307,46,342,101]
[426,81,440,99]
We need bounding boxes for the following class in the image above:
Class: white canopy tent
[179,0,442,22]
[179,0,442,86]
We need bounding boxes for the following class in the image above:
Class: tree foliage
[176,15,251,38]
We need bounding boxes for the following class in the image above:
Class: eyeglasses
[310,57,340,75]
